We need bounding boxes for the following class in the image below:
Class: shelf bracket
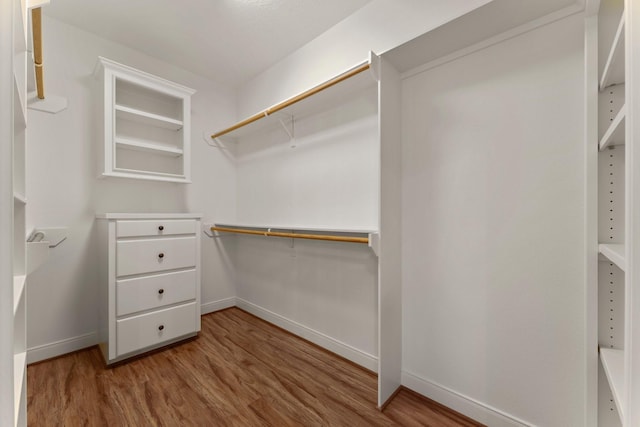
[203,131,232,150]
[271,112,295,145]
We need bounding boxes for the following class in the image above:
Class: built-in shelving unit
[595,0,629,424]
[95,57,195,183]
[4,0,31,425]
[13,276,26,315]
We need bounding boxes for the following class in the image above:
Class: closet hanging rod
[211,226,369,244]
[210,62,371,139]
[32,7,44,99]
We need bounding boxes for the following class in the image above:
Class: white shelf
[599,243,626,271]
[115,136,183,157]
[213,222,378,235]
[107,168,190,183]
[600,348,626,421]
[115,105,183,131]
[599,105,626,150]
[13,351,26,426]
[212,62,376,140]
[600,15,625,90]
[13,192,26,204]
[13,275,26,315]
[96,212,202,220]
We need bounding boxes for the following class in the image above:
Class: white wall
[234,88,379,229]
[237,0,493,118]
[400,13,585,426]
[25,16,237,359]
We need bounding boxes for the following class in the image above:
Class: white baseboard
[27,332,98,364]
[201,297,237,315]
[25,299,376,373]
[401,370,532,427]
[236,298,378,372]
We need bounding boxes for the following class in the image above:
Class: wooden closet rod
[32,7,44,99]
[211,62,371,139]
[211,226,369,244]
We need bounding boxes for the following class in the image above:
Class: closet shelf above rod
[210,57,378,140]
[211,226,370,244]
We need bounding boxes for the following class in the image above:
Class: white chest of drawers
[96,213,202,364]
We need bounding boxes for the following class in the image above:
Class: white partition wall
[377,56,402,407]
[0,0,16,421]
[394,11,586,426]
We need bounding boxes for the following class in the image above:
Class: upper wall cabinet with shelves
[95,57,195,183]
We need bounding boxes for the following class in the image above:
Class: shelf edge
[13,351,26,426]
[13,275,26,315]
[600,348,626,422]
[115,105,183,130]
[115,137,183,156]
[599,105,626,150]
[598,243,626,271]
[599,14,625,90]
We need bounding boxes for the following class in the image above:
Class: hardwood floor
[27,308,483,426]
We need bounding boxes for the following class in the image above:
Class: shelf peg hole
[158,325,165,331]
[159,225,164,231]
[158,288,164,295]
[158,253,164,259]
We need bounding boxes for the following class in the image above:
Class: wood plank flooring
[27,308,483,426]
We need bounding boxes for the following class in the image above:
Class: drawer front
[116,269,197,317]
[117,237,196,276]
[116,302,197,357]
[117,219,196,238]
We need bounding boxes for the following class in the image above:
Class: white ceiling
[43,0,372,88]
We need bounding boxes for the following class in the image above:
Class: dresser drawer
[116,302,197,357]
[117,236,196,276]
[117,219,196,238]
[116,269,197,316]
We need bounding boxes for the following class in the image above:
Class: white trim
[400,4,584,81]
[401,370,532,427]
[27,332,98,364]
[201,297,236,315]
[235,298,378,372]
[584,13,600,427]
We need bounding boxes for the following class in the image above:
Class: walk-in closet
[2,0,640,426]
